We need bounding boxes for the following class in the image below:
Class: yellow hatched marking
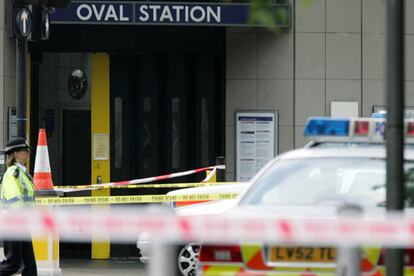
[241,244,262,263]
[204,265,242,276]
[377,267,414,276]
[363,247,381,266]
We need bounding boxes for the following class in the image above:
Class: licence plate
[269,247,336,263]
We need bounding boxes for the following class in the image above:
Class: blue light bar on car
[371,111,386,119]
[304,118,350,137]
[304,117,389,143]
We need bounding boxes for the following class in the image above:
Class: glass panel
[201,97,209,166]
[172,97,181,169]
[114,97,122,169]
[143,97,152,170]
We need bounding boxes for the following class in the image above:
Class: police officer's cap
[2,137,30,154]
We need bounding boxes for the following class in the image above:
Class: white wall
[225,0,414,181]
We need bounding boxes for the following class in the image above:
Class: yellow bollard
[32,233,61,275]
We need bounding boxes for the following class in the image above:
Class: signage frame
[50,1,291,27]
[235,110,278,182]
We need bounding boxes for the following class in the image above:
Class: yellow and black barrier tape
[36,193,239,206]
[54,182,238,190]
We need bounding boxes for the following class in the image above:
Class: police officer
[0,137,37,276]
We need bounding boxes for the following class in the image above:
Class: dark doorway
[61,109,91,258]
[110,54,224,258]
[111,54,223,182]
[62,109,91,186]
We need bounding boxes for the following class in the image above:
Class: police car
[137,182,249,276]
[197,117,414,276]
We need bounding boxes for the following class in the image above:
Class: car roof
[277,146,414,161]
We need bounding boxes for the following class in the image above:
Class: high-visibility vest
[0,165,35,208]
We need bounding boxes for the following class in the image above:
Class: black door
[110,54,224,258]
[111,54,223,182]
[61,109,91,258]
[62,109,91,186]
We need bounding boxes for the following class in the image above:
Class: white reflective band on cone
[34,146,51,173]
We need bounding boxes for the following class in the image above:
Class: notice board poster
[236,111,277,182]
[94,134,109,160]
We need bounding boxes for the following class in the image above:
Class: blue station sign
[50,1,291,27]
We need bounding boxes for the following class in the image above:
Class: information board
[235,111,277,182]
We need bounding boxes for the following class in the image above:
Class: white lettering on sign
[119,6,129,21]
[76,4,130,22]
[190,6,205,23]
[77,4,92,21]
[139,5,149,21]
[137,5,221,23]
[92,5,105,21]
[207,6,220,23]
[105,5,117,21]
[149,5,161,21]
[184,6,189,21]
[159,6,173,22]
[172,6,184,21]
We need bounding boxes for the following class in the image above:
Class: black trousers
[0,240,37,276]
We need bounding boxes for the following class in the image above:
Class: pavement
[61,258,147,275]
[0,247,148,275]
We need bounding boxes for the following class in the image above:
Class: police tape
[54,182,237,190]
[0,206,414,246]
[53,165,225,190]
[35,193,239,205]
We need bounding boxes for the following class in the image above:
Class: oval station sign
[50,1,291,28]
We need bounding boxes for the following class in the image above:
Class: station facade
[0,0,414,258]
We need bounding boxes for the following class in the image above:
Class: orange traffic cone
[33,129,54,190]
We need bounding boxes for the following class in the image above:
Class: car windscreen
[309,142,414,149]
[239,158,414,207]
[309,142,385,148]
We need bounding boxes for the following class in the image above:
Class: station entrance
[110,52,224,258]
[110,54,223,184]
[29,25,225,258]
